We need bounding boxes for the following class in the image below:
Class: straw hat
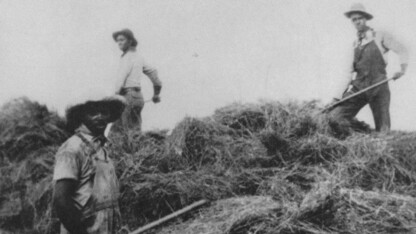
[65,95,126,133]
[112,28,138,47]
[344,3,373,20]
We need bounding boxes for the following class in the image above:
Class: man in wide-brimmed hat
[112,28,162,133]
[330,3,409,132]
[53,95,126,234]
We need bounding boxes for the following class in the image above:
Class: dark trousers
[330,83,390,132]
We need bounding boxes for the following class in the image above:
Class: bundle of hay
[0,97,68,161]
[156,196,282,234]
[157,182,416,234]
[109,129,169,176]
[0,98,67,234]
[213,103,266,133]
[165,117,268,171]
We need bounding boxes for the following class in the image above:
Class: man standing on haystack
[53,95,126,234]
[112,28,162,133]
[330,3,408,132]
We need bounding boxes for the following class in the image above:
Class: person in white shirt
[112,28,162,132]
[330,3,408,132]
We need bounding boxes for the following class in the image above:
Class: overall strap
[76,132,108,161]
[76,132,97,154]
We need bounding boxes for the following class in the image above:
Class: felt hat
[345,3,373,20]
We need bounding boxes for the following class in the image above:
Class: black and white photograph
[1,0,416,233]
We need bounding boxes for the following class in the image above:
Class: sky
[1,0,416,131]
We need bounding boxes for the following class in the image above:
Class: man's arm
[143,61,162,103]
[152,85,162,103]
[381,32,409,80]
[333,43,355,100]
[54,179,88,234]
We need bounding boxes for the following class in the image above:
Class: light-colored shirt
[115,48,162,93]
[53,125,120,233]
[53,125,109,210]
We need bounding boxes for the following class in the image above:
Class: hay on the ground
[2,98,416,234]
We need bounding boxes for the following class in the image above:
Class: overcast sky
[1,0,415,131]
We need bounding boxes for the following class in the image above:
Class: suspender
[75,132,108,161]
[73,132,117,218]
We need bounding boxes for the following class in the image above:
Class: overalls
[60,133,120,234]
[331,36,390,132]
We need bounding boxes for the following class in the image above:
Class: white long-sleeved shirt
[115,48,162,93]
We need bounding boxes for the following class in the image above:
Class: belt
[121,87,141,94]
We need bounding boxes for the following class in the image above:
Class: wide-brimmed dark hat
[345,3,373,20]
[112,28,138,47]
[65,95,126,133]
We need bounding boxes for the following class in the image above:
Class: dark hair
[112,28,138,47]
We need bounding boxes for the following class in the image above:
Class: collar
[121,47,136,57]
[356,27,376,47]
[75,124,108,146]
[357,26,371,38]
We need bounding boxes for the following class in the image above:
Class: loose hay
[2,98,416,234]
[156,196,281,234]
[156,184,416,234]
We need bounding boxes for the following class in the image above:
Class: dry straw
[1,98,416,234]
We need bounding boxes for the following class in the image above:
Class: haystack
[0,98,66,234]
[2,98,416,234]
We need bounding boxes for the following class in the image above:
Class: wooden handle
[129,199,208,234]
[321,77,394,113]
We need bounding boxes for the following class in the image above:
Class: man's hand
[392,71,405,81]
[393,63,408,81]
[152,95,161,103]
[54,179,89,234]
[152,85,162,103]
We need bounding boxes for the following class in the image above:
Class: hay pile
[1,98,416,234]
[0,97,68,234]
[157,184,416,234]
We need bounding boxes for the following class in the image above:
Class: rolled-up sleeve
[143,60,162,87]
[53,150,80,181]
[381,32,409,65]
